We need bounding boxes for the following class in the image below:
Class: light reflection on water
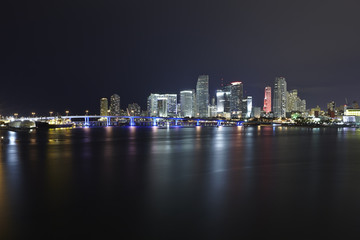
[0,127,360,238]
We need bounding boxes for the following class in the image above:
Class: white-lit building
[273,77,287,118]
[196,75,209,118]
[147,93,178,117]
[180,90,195,117]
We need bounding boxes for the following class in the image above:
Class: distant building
[109,94,120,116]
[287,89,298,112]
[352,101,359,109]
[216,90,225,113]
[128,103,141,116]
[263,86,271,114]
[310,105,321,117]
[147,93,177,117]
[273,77,287,118]
[327,101,336,118]
[180,90,195,117]
[100,98,108,116]
[196,75,209,118]
[345,108,360,116]
[246,96,252,118]
[230,82,243,118]
[252,107,261,118]
[208,96,217,117]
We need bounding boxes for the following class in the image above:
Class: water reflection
[0,127,359,238]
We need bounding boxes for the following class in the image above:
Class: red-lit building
[263,86,271,113]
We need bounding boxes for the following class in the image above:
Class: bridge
[20,115,243,127]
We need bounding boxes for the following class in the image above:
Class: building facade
[180,90,195,117]
[230,82,243,118]
[100,98,108,116]
[128,103,141,116]
[109,94,120,116]
[263,86,271,113]
[196,75,209,118]
[273,77,287,118]
[147,94,177,117]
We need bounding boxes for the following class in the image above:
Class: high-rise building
[128,103,141,116]
[263,86,271,113]
[196,75,209,118]
[180,90,195,117]
[273,77,287,118]
[147,93,177,117]
[230,82,243,118]
[287,89,298,112]
[109,94,120,116]
[100,98,108,116]
[216,90,225,113]
[246,96,252,118]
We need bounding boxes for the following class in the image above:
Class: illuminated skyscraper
[263,86,271,113]
[196,75,209,117]
[180,90,195,117]
[230,82,243,118]
[273,77,287,118]
[147,93,177,117]
[100,98,108,116]
[109,94,120,116]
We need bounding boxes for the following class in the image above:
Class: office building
[196,75,209,117]
[147,93,177,117]
[273,77,287,118]
[230,82,243,118]
[180,90,195,117]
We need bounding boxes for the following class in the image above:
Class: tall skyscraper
[230,82,243,118]
[109,94,120,116]
[273,77,287,118]
[147,93,177,117]
[196,75,209,117]
[263,86,271,113]
[180,90,195,117]
[100,98,108,116]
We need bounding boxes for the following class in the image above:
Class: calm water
[1,126,360,239]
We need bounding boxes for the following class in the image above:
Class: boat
[8,120,36,131]
[36,118,74,129]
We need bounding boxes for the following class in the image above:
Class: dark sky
[1,0,360,116]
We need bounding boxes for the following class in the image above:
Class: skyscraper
[100,98,108,116]
[273,77,287,118]
[263,86,271,113]
[230,81,243,118]
[180,90,195,117]
[109,94,120,116]
[196,75,209,117]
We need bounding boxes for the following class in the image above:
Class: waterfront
[1,126,360,239]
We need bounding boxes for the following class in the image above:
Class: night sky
[1,0,360,116]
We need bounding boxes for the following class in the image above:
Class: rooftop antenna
[345,98,348,105]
